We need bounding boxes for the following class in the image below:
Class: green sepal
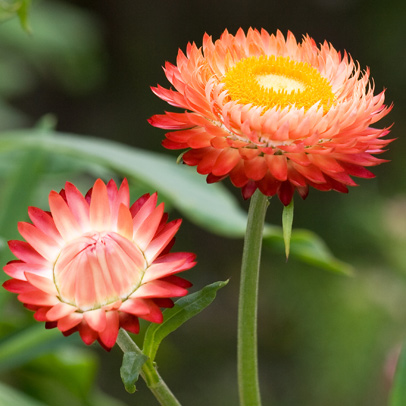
[143,280,229,362]
[282,199,294,259]
[120,351,148,394]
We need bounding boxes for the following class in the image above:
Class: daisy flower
[3,179,196,350]
[149,28,392,204]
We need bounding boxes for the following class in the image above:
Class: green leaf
[0,381,46,406]
[0,0,30,32]
[16,0,30,33]
[282,198,294,259]
[0,130,352,273]
[390,343,406,406]
[0,130,248,237]
[0,145,48,269]
[120,351,148,394]
[264,228,353,275]
[143,280,229,362]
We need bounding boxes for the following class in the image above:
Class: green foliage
[0,325,71,372]
[143,280,229,362]
[390,344,406,406]
[264,227,353,275]
[0,0,31,32]
[0,130,350,274]
[282,198,294,259]
[120,352,148,394]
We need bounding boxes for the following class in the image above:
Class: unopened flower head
[149,28,392,204]
[3,179,196,350]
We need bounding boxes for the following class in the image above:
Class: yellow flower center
[222,55,335,112]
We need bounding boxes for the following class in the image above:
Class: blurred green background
[0,0,405,405]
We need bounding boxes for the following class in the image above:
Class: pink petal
[3,261,52,280]
[46,302,77,321]
[18,290,59,306]
[98,311,119,349]
[65,182,91,231]
[2,279,35,293]
[49,191,82,241]
[8,240,48,265]
[17,222,60,262]
[57,312,83,332]
[84,308,107,332]
[133,203,165,251]
[132,193,158,232]
[89,179,111,231]
[111,179,130,224]
[120,298,163,322]
[116,203,134,240]
[28,207,62,244]
[25,272,59,296]
[131,280,188,299]
[78,321,98,345]
[144,219,182,263]
[142,252,196,283]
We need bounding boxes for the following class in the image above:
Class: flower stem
[116,329,181,406]
[238,190,269,406]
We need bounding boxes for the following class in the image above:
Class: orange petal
[265,155,288,181]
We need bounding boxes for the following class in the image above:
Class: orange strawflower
[3,179,195,350]
[149,28,392,204]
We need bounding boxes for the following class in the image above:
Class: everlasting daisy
[149,28,392,204]
[3,179,196,350]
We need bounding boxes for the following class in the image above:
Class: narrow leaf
[17,0,31,33]
[0,131,248,237]
[120,351,148,394]
[0,130,352,273]
[282,199,294,259]
[0,146,47,268]
[390,343,406,406]
[143,280,229,362]
[263,228,353,275]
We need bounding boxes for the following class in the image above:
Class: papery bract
[149,28,392,204]
[3,179,196,350]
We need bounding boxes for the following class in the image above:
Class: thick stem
[237,190,269,406]
[116,329,181,406]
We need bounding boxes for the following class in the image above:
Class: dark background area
[1,0,406,405]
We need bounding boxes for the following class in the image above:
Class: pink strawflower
[149,28,393,204]
[3,179,196,350]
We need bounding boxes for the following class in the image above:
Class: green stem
[116,329,181,406]
[237,190,269,406]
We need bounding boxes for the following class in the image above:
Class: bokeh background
[0,0,405,405]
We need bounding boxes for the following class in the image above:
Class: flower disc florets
[149,28,393,204]
[3,179,196,350]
